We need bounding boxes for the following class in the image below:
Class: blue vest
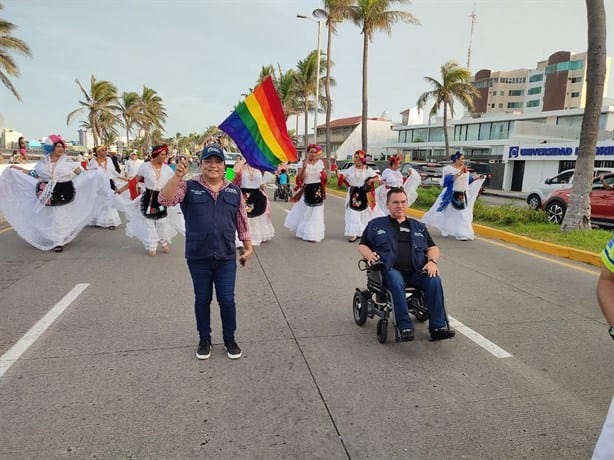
[364,216,430,272]
[181,180,242,260]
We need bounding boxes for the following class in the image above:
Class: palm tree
[561,0,607,231]
[0,3,32,101]
[294,49,328,151]
[314,0,354,160]
[416,60,479,158]
[119,91,140,150]
[350,0,419,151]
[66,75,119,146]
[135,86,166,154]
[275,66,301,121]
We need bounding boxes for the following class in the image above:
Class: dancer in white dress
[88,144,125,229]
[0,134,105,252]
[372,154,421,219]
[115,144,180,255]
[284,144,327,242]
[233,159,274,245]
[339,150,377,242]
[421,151,485,241]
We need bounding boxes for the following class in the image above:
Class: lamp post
[297,14,321,149]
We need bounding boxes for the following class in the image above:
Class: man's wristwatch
[609,325,614,340]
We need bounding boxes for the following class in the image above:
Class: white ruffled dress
[239,168,274,246]
[372,167,421,219]
[421,165,485,240]
[123,162,183,252]
[343,165,376,237]
[284,159,326,242]
[87,157,123,228]
[0,155,106,251]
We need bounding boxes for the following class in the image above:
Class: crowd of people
[0,137,489,359]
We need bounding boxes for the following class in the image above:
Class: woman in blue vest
[159,144,253,361]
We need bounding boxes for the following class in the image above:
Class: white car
[526,167,614,209]
[223,151,242,168]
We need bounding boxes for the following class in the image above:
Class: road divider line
[448,315,513,359]
[0,283,90,379]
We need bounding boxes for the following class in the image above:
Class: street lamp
[297,13,321,149]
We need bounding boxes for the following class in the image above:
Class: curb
[329,188,601,268]
[404,208,601,267]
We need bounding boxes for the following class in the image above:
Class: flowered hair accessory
[451,151,463,162]
[307,144,322,154]
[355,150,368,164]
[43,134,66,154]
[151,144,169,157]
[388,154,401,166]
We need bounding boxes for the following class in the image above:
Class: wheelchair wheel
[376,319,388,344]
[353,290,368,326]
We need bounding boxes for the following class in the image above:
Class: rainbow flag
[219,76,298,172]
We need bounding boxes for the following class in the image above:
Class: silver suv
[526,167,614,209]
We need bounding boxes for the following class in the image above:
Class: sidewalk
[481,188,526,200]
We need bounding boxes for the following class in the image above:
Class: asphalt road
[0,187,611,459]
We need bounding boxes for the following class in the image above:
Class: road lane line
[0,227,13,235]
[0,283,90,379]
[448,315,513,359]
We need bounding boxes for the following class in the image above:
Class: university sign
[508,143,614,160]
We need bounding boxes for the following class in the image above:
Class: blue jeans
[384,268,448,331]
[187,258,237,342]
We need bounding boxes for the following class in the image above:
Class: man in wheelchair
[358,187,456,342]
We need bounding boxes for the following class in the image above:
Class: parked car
[526,167,614,209]
[400,162,444,186]
[542,173,614,228]
[465,161,493,187]
[223,151,242,168]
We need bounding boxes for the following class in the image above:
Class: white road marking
[0,283,90,379]
[448,315,513,358]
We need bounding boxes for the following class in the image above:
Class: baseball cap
[201,144,225,161]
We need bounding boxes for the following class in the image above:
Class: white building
[388,104,614,191]
[77,129,94,149]
[1,128,23,149]
[315,116,397,161]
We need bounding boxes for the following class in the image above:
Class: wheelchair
[353,260,429,344]
[273,183,290,202]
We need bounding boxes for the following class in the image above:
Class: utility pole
[466,7,477,69]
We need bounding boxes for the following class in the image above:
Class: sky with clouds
[1,0,613,143]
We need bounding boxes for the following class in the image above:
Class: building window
[498,103,503,108]
[491,121,510,139]
[507,102,522,109]
[478,123,492,141]
[466,124,479,141]
[491,104,495,108]
[529,74,544,83]
[571,91,580,98]
[546,60,584,74]
[570,76,582,83]
[453,124,467,142]
[528,87,542,95]
[509,89,523,96]
[526,100,540,107]
[499,91,504,96]
[412,128,428,142]
[428,127,444,142]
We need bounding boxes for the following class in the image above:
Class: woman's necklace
[97,157,107,170]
